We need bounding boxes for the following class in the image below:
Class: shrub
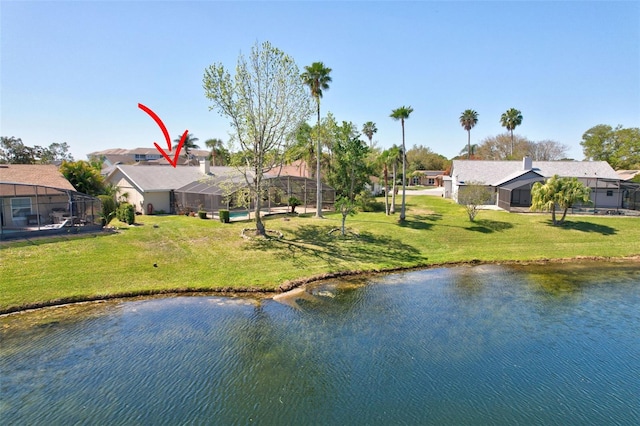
[98,195,116,225]
[116,202,135,225]
[198,211,208,219]
[288,196,301,214]
[218,209,230,223]
[355,190,384,212]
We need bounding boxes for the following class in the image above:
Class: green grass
[1,195,639,313]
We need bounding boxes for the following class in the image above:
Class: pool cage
[0,183,102,237]
[174,175,335,215]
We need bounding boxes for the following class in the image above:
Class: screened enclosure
[0,183,102,236]
[174,175,335,215]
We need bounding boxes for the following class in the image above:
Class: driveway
[406,187,444,196]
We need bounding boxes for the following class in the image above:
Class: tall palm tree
[500,108,523,157]
[204,138,225,166]
[362,121,378,148]
[174,133,200,162]
[459,109,479,159]
[301,62,332,218]
[381,145,402,215]
[390,106,413,221]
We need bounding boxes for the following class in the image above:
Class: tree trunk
[315,100,323,218]
[341,212,347,236]
[467,130,471,160]
[558,207,569,225]
[391,162,397,214]
[384,165,389,215]
[400,120,407,221]
[254,176,265,236]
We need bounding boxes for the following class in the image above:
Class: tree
[458,143,478,158]
[580,124,640,169]
[59,160,105,196]
[362,121,378,148]
[334,197,357,237]
[457,182,492,221]
[390,106,413,221]
[406,144,450,171]
[388,145,402,214]
[475,133,530,160]
[301,61,332,218]
[531,175,591,226]
[327,124,370,200]
[203,41,313,236]
[175,133,200,161]
[529,139,569,161]
[500,108,523,157]
[204,138,227,166]
[459,109,479,159]
[378,148,395,215]
[0,137,36,164]
[42,142,73,163]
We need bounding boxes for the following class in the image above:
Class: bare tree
[203,41,313,236]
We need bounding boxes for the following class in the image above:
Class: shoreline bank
[3,255,638,317]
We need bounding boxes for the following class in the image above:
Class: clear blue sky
[2,1,638,161]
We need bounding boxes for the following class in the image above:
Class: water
[1,262,639,424]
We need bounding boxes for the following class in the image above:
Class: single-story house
[0,164,102,236]
[106,161,335,215]
[410,170,445,187]
[445,157,624,212]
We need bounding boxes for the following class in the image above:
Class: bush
[355,190,384,212]
[288,196,301,214]
[98,195,116,225]
[198,211,208,219]
[116,202,135,225]
[218,209,230,223]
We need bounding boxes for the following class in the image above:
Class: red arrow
[138,103,188,168]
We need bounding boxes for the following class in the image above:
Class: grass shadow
[467,219,514,233]
[397,213,442,230]
[558,220,617,235]
[245,224,425,268]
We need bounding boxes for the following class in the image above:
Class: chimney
[523,156,532,170]
[200,160,210,175]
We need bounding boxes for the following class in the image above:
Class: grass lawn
[1,195,639,313]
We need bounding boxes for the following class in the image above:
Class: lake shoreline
[3,255,639,317]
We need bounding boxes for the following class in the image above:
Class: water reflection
[1,262,639,425]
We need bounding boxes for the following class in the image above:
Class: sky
[1,1,639,162]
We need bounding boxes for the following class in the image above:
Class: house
[410,170,445,187]
[0,164,101,234]
[89,147,211,175]
[106,161,335,215]
[106,162,207,214]
[446,157,624,212]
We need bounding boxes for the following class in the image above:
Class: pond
[1,261,639,424]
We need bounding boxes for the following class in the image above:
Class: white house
[446,157,623,211]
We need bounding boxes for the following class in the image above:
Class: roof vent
[523,156,533,170]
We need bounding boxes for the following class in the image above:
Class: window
[11,198,32,218]
[606,190,613,197]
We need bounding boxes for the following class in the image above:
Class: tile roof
[0,164,76,191]
[451,159,620,185]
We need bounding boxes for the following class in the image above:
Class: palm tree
[301,62,332,218]
[380,145,401,215]
[204,138,225,166]
[459,109,479,159]
[500,108,523,157]
[390,106,413,221]
[362,121,378,148]
[174,133,200,162]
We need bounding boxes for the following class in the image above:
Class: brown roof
[0,164,76,191]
